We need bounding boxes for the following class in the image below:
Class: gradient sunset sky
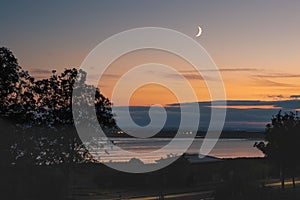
[1,0,300,106]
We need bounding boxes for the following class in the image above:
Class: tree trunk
[280,164,285,191]
[292,176,296,189]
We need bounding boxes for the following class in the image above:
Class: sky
[1,0,300,110]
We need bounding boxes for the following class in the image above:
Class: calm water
[92,138,264,164]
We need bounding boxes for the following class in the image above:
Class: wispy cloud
[29,68,52,80]
[251,77,297,87]
[208,105,281,110]
[30,68,51,74]
[266,94,285,100]
[164,72,215,81]
[101,73,120,79]
[179,68,258,73]
[182,73,206,80]
[254,73,300,79]
[218,68,259,72]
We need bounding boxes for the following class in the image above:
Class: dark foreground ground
[1,157,300,200]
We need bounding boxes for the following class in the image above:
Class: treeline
[0,47,115,166]
[255,111,300,190]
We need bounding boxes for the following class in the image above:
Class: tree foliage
[255,111,300,190]
[0,47,35,122]
[0,47,115,166]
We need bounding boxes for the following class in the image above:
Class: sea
[90,137,265,164]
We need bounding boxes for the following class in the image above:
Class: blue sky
[1,0,299,72]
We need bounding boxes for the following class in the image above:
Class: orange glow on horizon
[98,49,211,106]
[129,84,179,106]
[93,49,300,106]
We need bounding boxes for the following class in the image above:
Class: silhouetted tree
[0,47,36,166]
[0,47,36,121]
[27,68,115,165]
[0,47,115,166]
[254,111,300,190]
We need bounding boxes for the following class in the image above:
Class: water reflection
[91,138,264,163]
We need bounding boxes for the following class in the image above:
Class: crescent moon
[196,26,202,37]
